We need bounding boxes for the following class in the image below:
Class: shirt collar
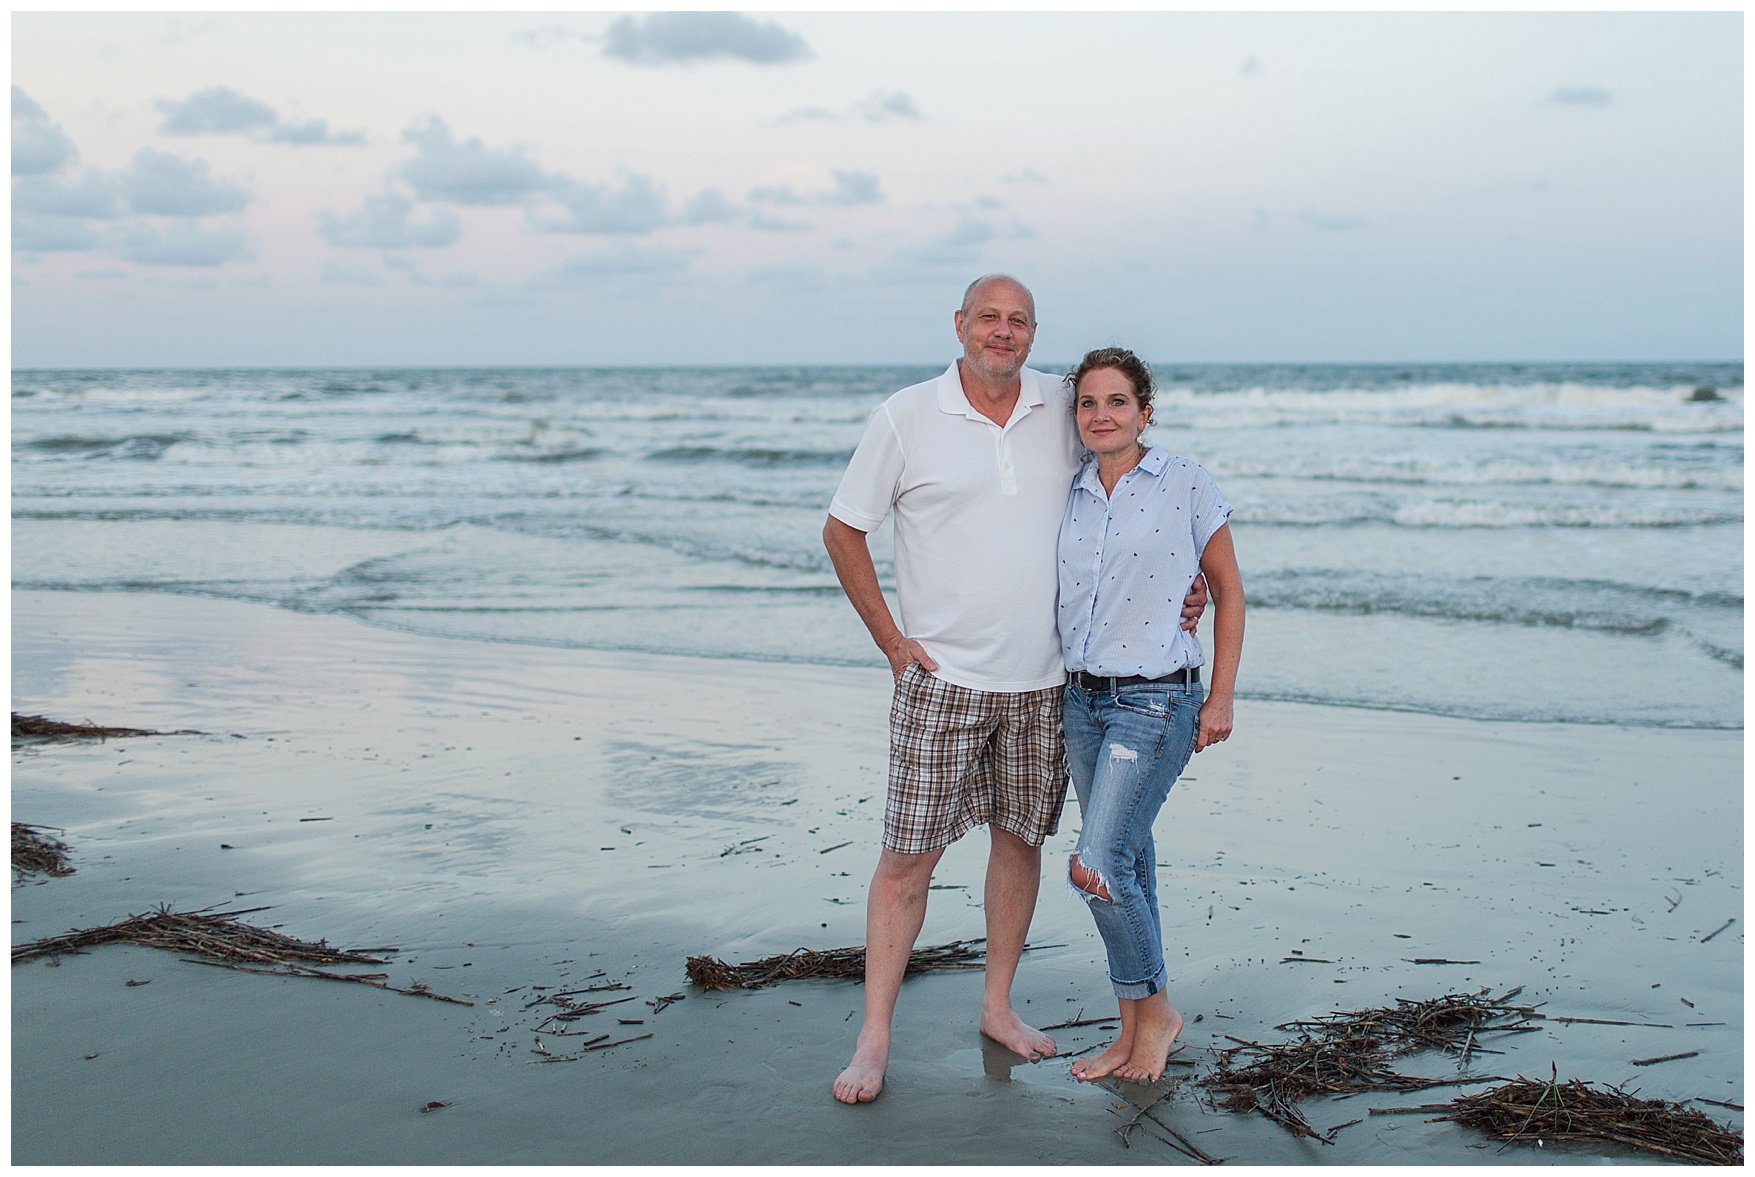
[936,361,1046,423]
[1075,445,1170,495]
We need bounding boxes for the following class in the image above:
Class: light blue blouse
[1057,446,1232,678]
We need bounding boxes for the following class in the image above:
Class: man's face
[954,280,1036,381]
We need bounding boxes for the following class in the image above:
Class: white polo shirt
[829,362,1082,692]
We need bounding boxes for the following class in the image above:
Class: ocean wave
[23,433,193,460]
[1210,454,1742,492]
[1227,497,1742,528]
[1249,571,1741,639]
[1149,381,1742,434]
[645,445,855,466]
[1387,499,1740,528]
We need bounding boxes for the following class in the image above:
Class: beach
[12,587,1742,1165]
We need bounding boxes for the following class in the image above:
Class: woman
[1056,347,1245,1084]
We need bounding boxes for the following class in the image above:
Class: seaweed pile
[1382,1068,1742,1165]
[12,823,75,878]
[1201,988,1542,1140]
[12,905,470,1005]
[12,713,163,741]
[686,938,989,991]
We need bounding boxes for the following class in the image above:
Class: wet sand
[11,589,1743,1165]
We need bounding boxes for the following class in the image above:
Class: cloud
[108,218,254,266]
[12,87,77,176]
[776,90,923,127]
[157,86,276,134]
[750,170,883,212]
[400,117,550,205]
[750,182,808,207]
[888,214,1035,270]
[76,267,126,280]
[536,174,670,234]
[1003,167,1048,185]
[775,106,837,125]
[678,188,738,225]
[1298,209,1367,232]
[156,86,365,145]
[602,12,810,66]
[1549,86,1613,106]
[897,214,997,266]
[549,240,695,285]
[854,90,921,123]
[749,211,810,232]
[265,118,365,146]
[321,260,383,285]
[318,194,461,248]
[121,148,252,216]
[822,170,882,206]
[13,169,121,218]
[13,213,100,252]
[1240,56,1259,76]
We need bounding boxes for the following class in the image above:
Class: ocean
[11,362,1743,729]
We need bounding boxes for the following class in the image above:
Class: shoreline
[12,588,1743,1164]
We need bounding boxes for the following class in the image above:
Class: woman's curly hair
[1065,347,1155,413]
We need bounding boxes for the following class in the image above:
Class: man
[822,275,1205,1104]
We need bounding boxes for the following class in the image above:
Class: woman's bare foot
[1070,1033,1136,1080]
[980,1004,1056,1060]
[1114,997,1183,1083]
[1069,999,1135,1080]
[833,1032,889,1104]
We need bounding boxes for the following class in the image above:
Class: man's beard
[965,345,1025,381]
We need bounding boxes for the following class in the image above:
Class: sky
[10,10,1744,367]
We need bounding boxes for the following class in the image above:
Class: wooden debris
[1111,1085,1223,1164]
[12,713,166,741]
[12,823,75,877]
[1699,918,1736,944]
[1430,1070,1741,1165]
[1629,1051,1699,1067]
[686,938,989,991]
[1200,988,1539,1141]
[10,905,471,1006]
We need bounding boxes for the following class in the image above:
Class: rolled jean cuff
[1111,965,1166,1001]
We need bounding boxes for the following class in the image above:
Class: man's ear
[952,310,966,341]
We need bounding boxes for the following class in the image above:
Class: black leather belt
[1073,667,1199,692]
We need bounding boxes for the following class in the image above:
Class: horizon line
[11,358,1745,373]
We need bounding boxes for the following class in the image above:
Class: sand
[11,589,1743,1164]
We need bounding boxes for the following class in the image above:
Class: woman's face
[1074,367,1150,456]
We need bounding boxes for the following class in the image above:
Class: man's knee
[1068,852,1112,902]
[990,826,1042,860]
[874,847,942,890]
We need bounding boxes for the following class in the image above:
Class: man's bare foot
[1069,1030,1135,1081]
[833,1034,888,1104]
[1115,1004,1183,1083]
[980,1005,1056,1061]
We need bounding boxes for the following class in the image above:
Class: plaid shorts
[883,662,1069,855]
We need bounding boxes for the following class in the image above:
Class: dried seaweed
[1200,988,1540,1141]
[12,823,74,877]
[11,905,470,1005]
[1381,1068,1742,1165]
[686,938,989,991]
[12,713,166,741]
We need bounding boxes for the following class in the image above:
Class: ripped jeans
[1063,678,1203,999]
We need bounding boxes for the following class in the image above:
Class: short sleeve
[1188,462,1233,555]
[828,402,904,532]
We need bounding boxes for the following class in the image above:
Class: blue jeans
[1063,679,1203,999]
